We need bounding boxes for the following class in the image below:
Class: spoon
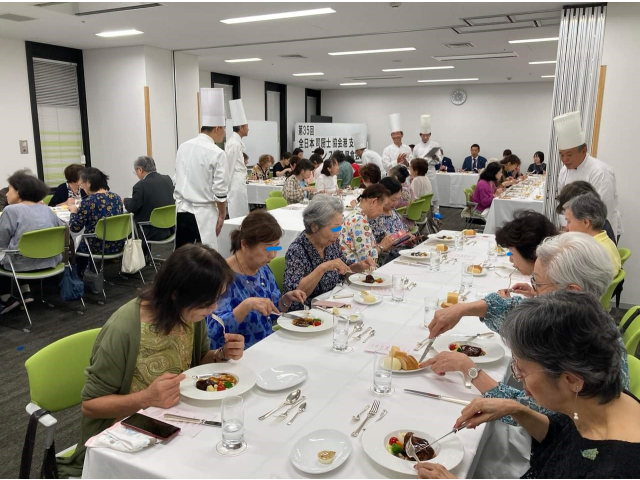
[258,389,301,420]
[348,321,364,339]
[363,329,376,343]
[287,402,307,425]
[352,404,370,422]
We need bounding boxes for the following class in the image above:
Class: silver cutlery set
[258,389,307,425]
[350,324,376,343]
[351,400,381,437]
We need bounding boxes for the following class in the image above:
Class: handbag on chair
[59,225,84,301]
[83,220,106,295]
[121,215,146,274]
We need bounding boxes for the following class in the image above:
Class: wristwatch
[465,366,482,389]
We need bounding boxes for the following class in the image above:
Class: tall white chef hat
[353,132,367,150]
[389,113,402,134]
[229,99,248,127]
[200,88,225,127]
[420,114,431,134]
[553,111,585,150]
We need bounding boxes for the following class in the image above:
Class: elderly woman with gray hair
[564,193,621,276]
[416,291,640,480]
[283,195,373,311]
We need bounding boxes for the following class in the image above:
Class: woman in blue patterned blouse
[68,167,124,277]
[424,232,628,425]
[370,177,417,250]
[207,211,307,349]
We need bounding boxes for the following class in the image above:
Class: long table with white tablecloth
[483,178,545,234]
[435,172,479,208]
[246,182,284,205]
[82,231,532,479]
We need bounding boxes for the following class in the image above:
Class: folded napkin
[85,422,157,452]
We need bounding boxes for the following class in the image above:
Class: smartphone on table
[121,412,181,441]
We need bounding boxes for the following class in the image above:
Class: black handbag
[83,219,106,295]
[59,225,84,301]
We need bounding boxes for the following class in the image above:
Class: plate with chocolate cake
[432,334,505,364]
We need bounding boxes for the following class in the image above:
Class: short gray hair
[134,156,157,173]
[502,290,624,404]
[564,193,607,230]
[303,194,343,233]
[535,232,613,297]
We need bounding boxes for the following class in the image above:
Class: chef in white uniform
[226,99,250,219]
[381,113,413,173]
[174,88,228,250]
[353,132,385,174]
[554,110,623,238]
[412,114,443,213]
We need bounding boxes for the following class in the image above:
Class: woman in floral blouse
[370,177,416,249]
[283,158,315,204]
[387,164,412,209]
[283,195,374,311]
[207,210,306,350]
[68,167,125,277]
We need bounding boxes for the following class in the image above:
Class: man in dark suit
[124,156,175,242]
[437,149,455,172]
[461,144,487,172]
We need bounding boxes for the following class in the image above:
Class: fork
[210,313,226,335]
[351,401,380,437]
[275,397,307,420]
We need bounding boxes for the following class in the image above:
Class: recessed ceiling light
[417,78,479,83]
[509,37,559,44]
[340,82,367,86]
[329,47,416,56]
[529,60,557,65]
[293,72,324,76]
[382,66,455,72]
[224,58,262,63]
[221,7,335,24]
[96,29,143,38]
[541,75,556,78]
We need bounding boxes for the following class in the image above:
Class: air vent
[433,52,518,61]
[464,15,511,26]
[453,20,536,34]
[349,75,402,80]
[278,54,308,59]
[443,42,476,49]
[76,3,162,16]
[311,79,329,82]
[0,13,36,21]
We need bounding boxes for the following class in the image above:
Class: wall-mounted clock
[451,89,467,106]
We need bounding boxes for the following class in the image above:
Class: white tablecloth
[246,183,284,205]
[483,179,546,234]
[435,173,479,208]
[82,232,532,479]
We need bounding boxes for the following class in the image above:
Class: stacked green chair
[136,204,176,272]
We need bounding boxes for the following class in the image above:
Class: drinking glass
[454,232,464,251]
[429,248,442,272]
[332,312,351,353]
[423,292,440,326]
[371,350,395,395]
[487,239,498,270]
[216,396,247,456]
[461,262,474,292]
[391,274,405,302]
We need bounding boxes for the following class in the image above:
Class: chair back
[396,206,407,216]
[265,197,287,211]
[94,213,133,242]
[464,188,472,203]
[406,200,425,222]
[418,194,433,213]
[43,194,53,206]
[622,306,640,355]
[268,256,286,291]
[18,226,66,259]
[268,190,283,198]
[619,248,631,266]
[337,178,343,189]
[25,328,101,412]
[628,354,640,398]
[601,269,626,312]
[350,176,362,189]
[149,205,176,229]
[470,184,477,194]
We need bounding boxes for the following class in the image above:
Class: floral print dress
[370,210,411,247]
[70,191,125,254]
[339,206,378,264]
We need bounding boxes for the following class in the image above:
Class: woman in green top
[58,244,245,477]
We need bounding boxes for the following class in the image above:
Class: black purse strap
[20,408,58,479]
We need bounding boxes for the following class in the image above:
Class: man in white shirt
[412,114,443,212]
[353,131,384,174]
[554,111,622,237]
[226,99,249,219]
[174,88,228,250]
[381,113,412,173]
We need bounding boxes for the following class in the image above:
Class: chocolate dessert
[404,432,436,461]
[363,274,376,284]
[459,345,485,357]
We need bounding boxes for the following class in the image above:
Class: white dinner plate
[349,273,392,287]
[180,362,256,401]
[427,234,455,243]
[464,265,487,276]
[341,310,364,323]
[290,429,352,474]
[398,249,430,261]
[256,364,308,392]
[393,365,430,375]
[362,423,464,475]
[432,334,505,364]
[353,293,383,306]
[277,309,334,333]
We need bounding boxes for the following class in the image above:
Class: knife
[163,413,222,427]
[418,338,436,363]
[404,389,471,406]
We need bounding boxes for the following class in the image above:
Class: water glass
[423,294,440,326]
[487,239,498,270]
[332,313,350,352]
[217,396,246,455]
[391,274,405,302]
[429,248,442,272]
[372,350,394,395]
[461,262,474,291]
[454,232,464,251]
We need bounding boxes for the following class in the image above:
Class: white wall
[599,2,640,305]
[0,37,37,180]
[176,53,200,146]
[322,82,554,169]
[287,85,305,152]
[240,77,265,123]
[199,70,211,89]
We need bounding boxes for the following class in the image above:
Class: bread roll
[405,355,420,370]
[436,243,448,252]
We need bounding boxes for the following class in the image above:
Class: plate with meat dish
[277,309,335,333]
[349,273,392,287]
[180,363,256,401]
[362,423,464,475]
[432,334,505,364]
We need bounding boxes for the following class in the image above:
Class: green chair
[613,248,631,308]
[350,176,362,189]
[337,179,343,189]
[265,197,287,211]
[0,226,67,331]
[268,190,284,198]
[470,184,477,195]
[137,204,176,272]
[601,269,626,312]
[396,206,407,216]
[621,306,640,355]
[268,256,285,292]
[628,354,640,398]
[23,328,101,471]
[405,199,425,235]
[43,194,53,206]
[461,188,485,231]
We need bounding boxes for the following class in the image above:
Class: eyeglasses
[510,360,549,383]
[530,274,555,293]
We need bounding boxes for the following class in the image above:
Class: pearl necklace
[235,254,266,288]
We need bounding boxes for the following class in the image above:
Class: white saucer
[255,365,308,392]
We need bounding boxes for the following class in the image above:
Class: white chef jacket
[558,155,623,235]
[174,133,228,248]
[225,131,249,219]
[413,139,442,207]
[381,143,413,173]
[359,149,385,174]
[225,132,247,183]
